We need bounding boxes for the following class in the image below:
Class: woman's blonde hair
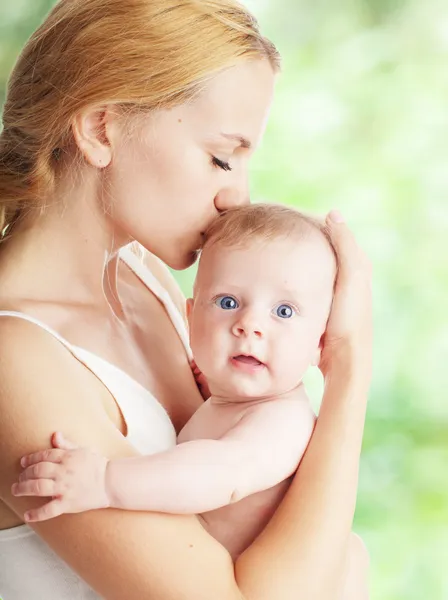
[0,0,280,240]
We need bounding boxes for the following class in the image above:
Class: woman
[0,0,372,599]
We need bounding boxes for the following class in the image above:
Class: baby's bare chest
[177,402,246,442]
[200,478,293,560]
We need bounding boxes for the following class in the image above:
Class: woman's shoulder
[0,314,112,435]
[0,310,69,364]
[0,315,127,472]
[0,315,238,600]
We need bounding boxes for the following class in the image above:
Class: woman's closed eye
[212,156,232,171]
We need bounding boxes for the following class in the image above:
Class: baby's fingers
[51,431,79,450]
[20,448,65,468]
[11,478,58,498]
[24,499,65,523]
[18,461,59,483]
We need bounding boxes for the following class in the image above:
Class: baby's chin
[209,375,307,403]
[209,382,284,403]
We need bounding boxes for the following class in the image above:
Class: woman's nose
[214,174,250,212]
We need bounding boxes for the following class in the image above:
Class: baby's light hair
[202,203,336,258]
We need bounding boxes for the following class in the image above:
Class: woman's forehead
[132,60,275,150]
[182,60,275,139]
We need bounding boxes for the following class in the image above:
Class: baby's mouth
[232,355,263,366]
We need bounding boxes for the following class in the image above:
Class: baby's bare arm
[107,397,315,510]
[15,397,315,518]
[0,319,241,600]
[219,398,316,502]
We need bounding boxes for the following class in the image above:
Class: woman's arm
[235,211,372,600]
[0,213,371,600]
[0,318,243,600]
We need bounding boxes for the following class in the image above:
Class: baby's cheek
[276,344,310,384]
[190,326,220,376]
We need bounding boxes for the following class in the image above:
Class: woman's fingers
[20,448,65,468]
[190,360,201,376]
[320,210,372,377]
[190,359,210,400]
[24,499,65,523]
[325,210,371,278]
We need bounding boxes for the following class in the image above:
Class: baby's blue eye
[215,295,239,310]
[275,304,294,319]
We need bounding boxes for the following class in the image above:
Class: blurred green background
[1,1,447,598]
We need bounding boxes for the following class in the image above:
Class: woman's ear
[72,106,116,168]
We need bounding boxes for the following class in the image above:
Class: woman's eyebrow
[220,132,252,149]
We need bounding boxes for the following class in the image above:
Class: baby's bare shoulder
[247,392,315,422]
[178,398,239,442]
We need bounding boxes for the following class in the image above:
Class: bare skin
[0,59,371,600]
[11,236,335,551]
[0,58,276,530]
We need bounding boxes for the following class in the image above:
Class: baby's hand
[11,432,110,522]
[191,359,211,400]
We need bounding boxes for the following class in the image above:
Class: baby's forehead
[203,227,334,261]
[196,231,336,290]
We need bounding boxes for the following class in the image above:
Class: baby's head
[187,204,337,400]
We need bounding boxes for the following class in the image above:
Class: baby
[14,203,337,560]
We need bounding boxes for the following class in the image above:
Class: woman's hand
[320,210,372,382]
[11,432,110,522]
[191,359,211,400]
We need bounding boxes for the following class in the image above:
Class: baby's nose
[232,314,264,338]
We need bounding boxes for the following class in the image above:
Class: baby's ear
[186,298,194,326]
[311,335,324,367]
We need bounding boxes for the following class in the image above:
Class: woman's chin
[165,249,200,271]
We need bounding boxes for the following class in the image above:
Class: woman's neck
[0,170,130,316]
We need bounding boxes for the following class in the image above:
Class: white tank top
[0,246,193,599]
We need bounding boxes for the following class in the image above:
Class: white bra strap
[119,247,193,361]
[0,250,193,363]
[0,311,75,351]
